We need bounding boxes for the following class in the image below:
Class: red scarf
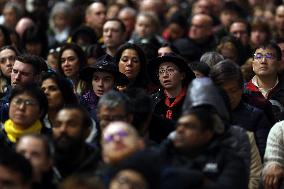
[164,88,186,120]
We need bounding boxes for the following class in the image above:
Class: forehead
[255,47,275,54]
[17,137,45,152]
[91,2,106,12]
[56,109,83,122]
[121,49,138,57]
[42,78,57,86]
[13,61,34,72]
[99,104,126,114]
[0,49,15,56]
[103,123,130,135]
[13,92,36,101]
[93,71,114,78]
[192,15,210,24]
[62,49,76,57]
[230,22,246,31]
[104,20,121,29]
[159,62,178,69]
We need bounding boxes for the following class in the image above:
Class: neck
[256,75,278,89]
[48,110,59,127]
[165,84,183,98]
[106,48,115,57]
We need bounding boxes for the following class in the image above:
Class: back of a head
[200,51,224,68]
[182,77,230,125]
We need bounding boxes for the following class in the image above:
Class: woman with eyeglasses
[0,83,49,147]
[149,53,195,121]
[58,43,88,95]
[0,45,20,98]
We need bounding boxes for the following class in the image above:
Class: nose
[15,72,21,80]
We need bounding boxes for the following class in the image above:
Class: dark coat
[54,143,101,179]
[232,101,272,158]
[158,135,248,189]
[151,89,185,121]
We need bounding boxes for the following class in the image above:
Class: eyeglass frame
[253,52,276,61]
[11,97,38,107]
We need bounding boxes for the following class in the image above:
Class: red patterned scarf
[164,88,186,119]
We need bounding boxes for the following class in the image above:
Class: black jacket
[158,136,248,189]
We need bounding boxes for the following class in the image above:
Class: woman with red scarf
[150,53,195,121]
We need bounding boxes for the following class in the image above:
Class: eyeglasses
[0,55,16,64]
[254,53,275,61]
[103,130,129,143]
[11,98,37,107]
[158,68,177,76]
[61,56,78,63]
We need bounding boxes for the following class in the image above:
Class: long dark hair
[114,43,149,89]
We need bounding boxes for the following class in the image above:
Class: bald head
[102,121,144,164]
[189,14,213,42]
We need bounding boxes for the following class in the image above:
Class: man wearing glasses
[0,54,47,123]
[245,42,284,121]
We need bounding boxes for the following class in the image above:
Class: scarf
[4,119,42,143]
[164,87,186,120]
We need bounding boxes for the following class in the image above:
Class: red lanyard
[164,88,186,119]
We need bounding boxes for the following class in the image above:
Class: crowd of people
[0,0,284,188]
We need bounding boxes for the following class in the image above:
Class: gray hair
[200,52,224,68]
[49,2,72,30]
[4,2,24,20]
[97,90,131,114]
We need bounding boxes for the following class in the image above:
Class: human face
[220,46,238,62]
[25,42,42,56]
[53,109,87,152]
[11,61,35,87]
[221,80,242,110]
[41,78,64,110]
[252,48,280,78]
[16,137,52,179]
[103,20,125,49]
[61,49,80,78]
[86,2,106,30]
[97,104,131,130]
[92,71,115,97]
[3,7,17,29]
[189,14,212,42]
[158,62,184,91]
[54,13,68,31]
[135,15,153,38]
[158,46,173,57]
[9,92,41,129]
[0,49,16,77]
[0,165,29,189]
[118,10,135,34]
[119,49,141,80]
[275,5,284,31]
[173,114,212,150]
[229,22,249,46]
[167,23,185,41]
[110,170,148,189]
[102,122,143,164]
[250,29,267,47]
[220,10,239,27]
[47,54,58,72]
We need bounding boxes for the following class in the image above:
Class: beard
[54,134,84,157]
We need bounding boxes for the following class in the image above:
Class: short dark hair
[0,149,33,185]
[17,133,54,158]
[17,54,48,75]
[105,18,126,33]
[256,41,282,61]
[210,59,244,89]
[9,83,48,119]
[230,19,251,34]
[61,104,93,129]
